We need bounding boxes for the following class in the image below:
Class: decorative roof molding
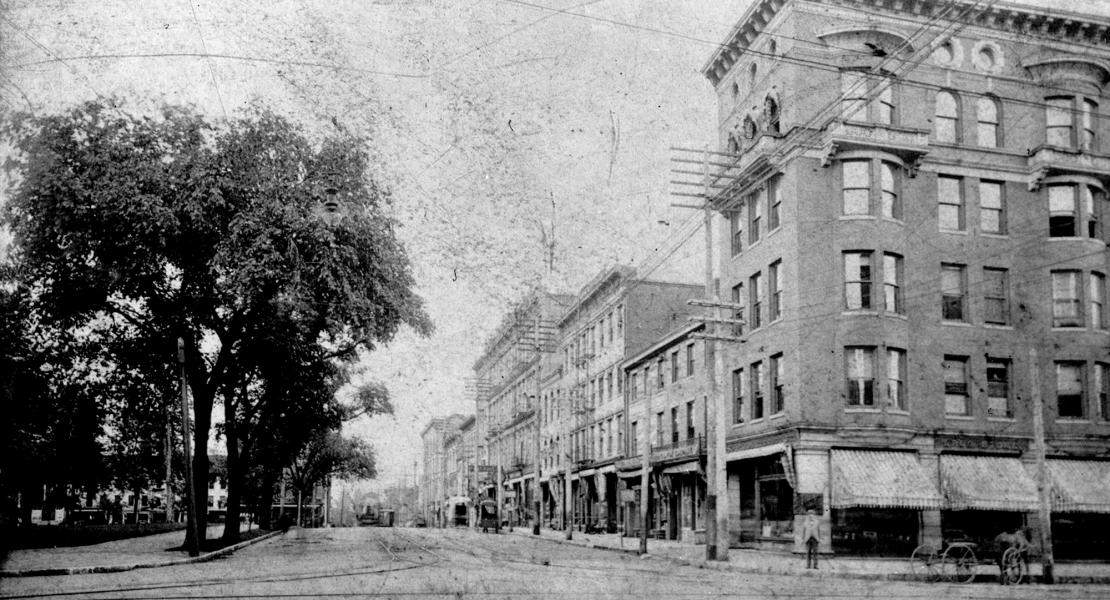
[703,0,1110,87]
[815,25,916,55]
[1023,56,1110,94]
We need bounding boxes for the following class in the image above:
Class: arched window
[765,96,780,134]
[935,91,959,142]
[749,63,758,86]
[976,95,1000,148]
[743,116,757,140]
[768,39,778,56]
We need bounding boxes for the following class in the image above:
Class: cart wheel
[1000,547,1026,585]
[909,544,940,581]
[943,544,978,583]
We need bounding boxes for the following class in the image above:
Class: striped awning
[1046,459,1110,513]
[831,450,943,509]
[941,455,1039,511]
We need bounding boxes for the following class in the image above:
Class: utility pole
[639,365,653,555]
[533,315,543,535]
[178,338,199,557]
[165,404,174,524]
[564,396,574,540]
[1030,347,1055,584]
[496,436,503,533]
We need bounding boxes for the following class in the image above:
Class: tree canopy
[2,99,430,540]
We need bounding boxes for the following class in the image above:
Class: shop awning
[726,442,786,462]
[1046,459,1110,513]
[662,461,700,475]
[940,455,1039,511]
[831,450,943,509]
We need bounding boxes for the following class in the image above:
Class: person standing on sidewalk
[801,510,820,569]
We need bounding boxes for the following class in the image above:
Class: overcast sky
[4,0,1105,489]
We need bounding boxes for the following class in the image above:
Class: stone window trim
[931,37,963,68]
[971,40,1004,73]
[840,68,897,126]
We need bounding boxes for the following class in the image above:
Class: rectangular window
[1091,272,1106,329]
[1082,98,1098,152]
[670,407,679,444]
[656,412,664,446]
[630,421,638,453]
[1085,185,1103,239]
[938,175,964,231]
[1050,184,1079,237]
[844,251,872,310]
[657,358,665,389]
[770,353,785,414]
[608,312,614,343]
[887,348,906,410]
[732,368,744,424]
[1047,97,1073,147]
[768,176,782,230]
[769,259,783,321]
[876,83,894,125]
[983,267,1010,325]
[986,358,1011,418]
[750,272,763,329]
[671,351,679,383]
[979,180,1005,234]
[977,96,999,148]
[883,253,903,314]
[730,209,743,256]
[1097,363,1109,420]
[841,71,868,122]
[749,192,762,244]
[1056,361,1085,418]
[607,372,614,402]
[846,347,875,407]
[731,283,745,336]
[750,361,764,419]
[881,161,899,219]
[686,401,695,439]
[941,263,967,321]
[1052,270,1082,327]
[943,355,970,416]
[686,344,695,376]
[843,160,870,215]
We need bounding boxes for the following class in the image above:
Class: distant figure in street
[278,513,292,535]
[801,510,820,569]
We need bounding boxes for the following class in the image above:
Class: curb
[516,532,1110,585]
[0,530,282,578]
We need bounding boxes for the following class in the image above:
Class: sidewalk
[1,524,278,577]
[506,527,1110,584]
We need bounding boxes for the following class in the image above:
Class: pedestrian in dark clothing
[278,513,292,535]
[801,510,820,569]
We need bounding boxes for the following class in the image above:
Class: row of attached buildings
[423,0,1110,558]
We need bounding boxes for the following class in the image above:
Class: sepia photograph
[2,0,1110,598]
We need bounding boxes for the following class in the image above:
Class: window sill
[983,323,1013,330]
[843,309,880,316]
[1055,418,1091,424]
[839,214,877,221]
[769,412,786,420]
[1046,237,1105,244]
[886,409,910,415]
[986,417,1016,423]
[749,239,763,251]
[1051,327,1087,332]
[884,312,908,321]
[941,320,972,327]
[945,414,974,420]
[939,229,970,236]
[844,407,880,413]
[980,232,1009,240]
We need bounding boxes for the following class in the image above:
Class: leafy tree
[3,100,430,547]
[286,430,377,526]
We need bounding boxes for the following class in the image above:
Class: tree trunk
[133,481,141,524]
[222,393,241,544]
[185,386,213,551]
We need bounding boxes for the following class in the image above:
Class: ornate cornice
[703,0,1110,87]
